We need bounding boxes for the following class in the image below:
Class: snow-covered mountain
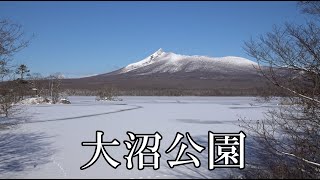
[114,48,258,75]
[65,49,265,94]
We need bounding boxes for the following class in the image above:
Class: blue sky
[0,1,307,77]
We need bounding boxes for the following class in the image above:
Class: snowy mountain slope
[122,48,165,73]
[64,49,265,94]
[117,48,258,75]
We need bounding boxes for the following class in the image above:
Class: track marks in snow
[51,156,67,177]
[21,104,143,124]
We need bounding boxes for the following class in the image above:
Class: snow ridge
[120,48,258,74]
[123,48,165,73]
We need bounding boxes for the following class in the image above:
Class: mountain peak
[155,48,163,54]
[150,48,164,60]
[121,48,166,73]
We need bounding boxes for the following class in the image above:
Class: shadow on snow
[0,131,55,176]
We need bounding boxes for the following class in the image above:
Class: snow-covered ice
[0,96,278,179]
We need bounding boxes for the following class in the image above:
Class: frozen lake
[0,96,278,179]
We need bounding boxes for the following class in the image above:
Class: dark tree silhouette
[16,64,30,80]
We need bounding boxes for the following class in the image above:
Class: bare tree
[299,1,320,16]
[96,85,121,101]
[0,61,11,82]
[0,81,21,117]
[0,19,30,117]
[28,73,46,97]
[242,1,320,178]
[0,19,29,79]
[47,73,64,104]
